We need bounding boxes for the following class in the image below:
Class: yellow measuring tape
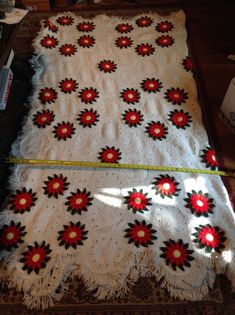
[4,157,235,178]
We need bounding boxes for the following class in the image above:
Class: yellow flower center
[137,230,145,237]
[130,115,136,121]
[41,116,47,122]
[212,154,216,162]
[52,182,60,189]
[47,40,52,45]
[32,253,41,263]
[134,197,142,204]
[154,128,160,134]
[66,83,72,88]
[162,183,170,190]
[177,116,183,122]
[128,94,134,99]
[149,83,155,88]
[86,93,92,98]
[66,48,71,52]
[174,93,180,98]
[75,198,82,205]
[68,231,77,239]
[61,128,68,134]
[85,115,91,121]
[19,198,27,205]
[6,232,14,240]
[107,153,113,159]
[173,249,181,258]
[44,92,51,97]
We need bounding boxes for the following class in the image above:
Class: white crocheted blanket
[1,10,235,310]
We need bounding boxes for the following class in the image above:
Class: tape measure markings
[4,157,235,178]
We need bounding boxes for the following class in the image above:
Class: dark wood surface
[184,0,235,205]
[0,23,20,67]
[0,1,24,67]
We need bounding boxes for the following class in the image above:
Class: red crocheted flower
[152,175,180,199]
[136,16,153,27]
[141,78,163,93]
[160,239,194,271]
[40,35,59,49]
[192,224,226,253]
[78,35,95,48]
[0,221,26,251]
[165,87,188,105]
[65,189,93,215]
[32,110,55,128]
[56,15,74,26]
[122,109,143,127]
[156,35,174,47]
[145,121,168,141]
[79,87,99,104]
[120,88,140,104]
[184,190,215,217]
[98,146,122,163]
[156,21,174,33]
[201,147,218,170]
[98,60,117,73]
[168,109,192,129]
[9,188,37,214]
[53,121,76,141]
[77,21,95,32]
[57,221,88,249]
[183,56,193,72]
[20,241,51,275]
[77,108,99,128]
[115,36,133,49]
[124,220,157,248]
[43,19,58,33]
[59,78,78,94]
[59,44,77,56]
[135,43,155,57]
[39,87,57,105]
[115,23,133,33]
[43,174,69,198]
[124,188,152,213]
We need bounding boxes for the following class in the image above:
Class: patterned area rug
[0,8,235,315]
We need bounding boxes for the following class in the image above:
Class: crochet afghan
[0,10,235,310]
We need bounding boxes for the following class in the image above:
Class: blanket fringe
[1,244,235,309]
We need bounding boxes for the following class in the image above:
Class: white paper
[0,8,28,24]
[221,77,235,126]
